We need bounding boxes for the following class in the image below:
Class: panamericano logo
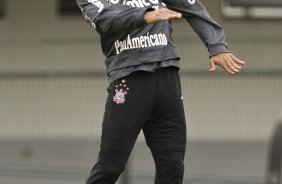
[114,33,168,54]
[87,0,104,13]
[108,0,159,7]
[87,0,195,13]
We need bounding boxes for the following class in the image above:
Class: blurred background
[0,0,282,184]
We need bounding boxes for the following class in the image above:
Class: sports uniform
[76,0,229,183]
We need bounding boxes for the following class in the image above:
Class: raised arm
[163,0,228,56]
[76,0,151,34]
[163,0,245,74]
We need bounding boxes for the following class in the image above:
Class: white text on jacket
[114,33,168,54]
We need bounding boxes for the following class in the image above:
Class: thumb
[209,59,216,72]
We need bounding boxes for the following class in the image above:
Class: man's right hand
[144,8,182,24]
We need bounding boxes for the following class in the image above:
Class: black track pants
[86,67,187,184]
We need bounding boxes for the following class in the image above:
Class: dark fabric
[105,46,181,74]
[76,0,229,80]
[151,150,185,184]
[164,0,229,57]
[86,67,186,184]
[108,59,180,83]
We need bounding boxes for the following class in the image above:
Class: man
[76,0,245,184]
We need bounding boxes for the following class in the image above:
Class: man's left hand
[209,53,245,75]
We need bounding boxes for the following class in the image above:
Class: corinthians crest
[113,79,129,104]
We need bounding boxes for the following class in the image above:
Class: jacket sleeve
[163,0,229,57]
[76,0,152,34]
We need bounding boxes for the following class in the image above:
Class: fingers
[161,8,182,19]
[209,54,234,74]
[230,54,245,65]
[221,56,236,75]
[144,8,182,24]
[209,53,245,75]
[155,8,182,21]
[225,56,239,74]
[226,53,245,74]
[209,59,216,72]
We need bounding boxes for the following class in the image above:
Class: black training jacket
[76,0,229,75]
